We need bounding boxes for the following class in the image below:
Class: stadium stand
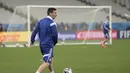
[0,0,130,31]
[113,0,130,11]
[0,8,26,24]
[77,0,130,21]
[0,0,129,23]
[1,0,84,7]
[0,0,130,47]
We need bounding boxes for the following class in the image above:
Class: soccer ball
[63,68,72,73]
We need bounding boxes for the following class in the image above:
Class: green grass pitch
[0,40,130,73]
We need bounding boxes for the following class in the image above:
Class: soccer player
[0,23,3,46]
[101,16,111,48]
[31,8,58,73]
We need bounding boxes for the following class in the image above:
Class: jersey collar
[47,16,53,20]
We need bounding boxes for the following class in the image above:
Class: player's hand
[30,41,34,47]
[31,42,34,45]
[109,29,112,34]
[54,41,58,46]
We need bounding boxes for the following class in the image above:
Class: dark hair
[47,8,56,15]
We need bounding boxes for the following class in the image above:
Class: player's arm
[50,22,58,46]
[106,23,112,34]
[31,22,39,45]
[107,23,111,33]
[103,22,109,31]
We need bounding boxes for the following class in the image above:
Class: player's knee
[43,55,51,64]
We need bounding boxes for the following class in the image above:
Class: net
[3,6,28,47]
[4,5,112,47]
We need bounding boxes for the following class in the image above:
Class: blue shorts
[104,32,109,39]
[40,46,53,64]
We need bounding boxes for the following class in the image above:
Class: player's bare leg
[36,62,49,73]
[48,58,54,73]
[101,38,109,48]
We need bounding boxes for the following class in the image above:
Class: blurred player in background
[0,23,3,46]
[31,8,58,73]
[101,16,111,48]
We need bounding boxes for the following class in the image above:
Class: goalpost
[4,5,112,47]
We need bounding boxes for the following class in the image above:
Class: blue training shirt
[31,16,58,48]
[102,20,110,33]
